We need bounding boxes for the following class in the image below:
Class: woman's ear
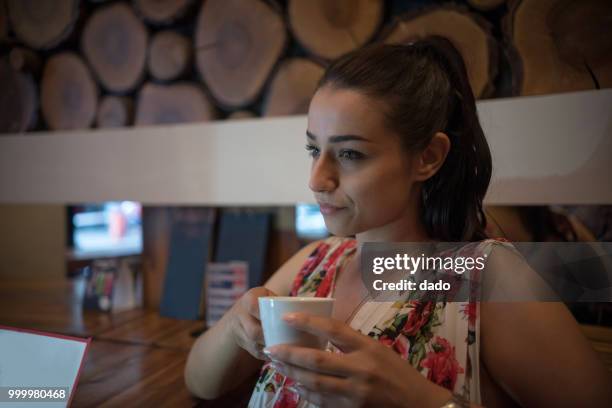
[414,132,451,181]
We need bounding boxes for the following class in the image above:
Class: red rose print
[273,372,284,383]
[461,302,477,331]
[379,335,394,347]
[272,387,299,408]
[315,241,356,297]
[420,336,465,391]
[401,301,434,336]
[392,333,411,360]
[315,267,334,297]
[290,243,330,295]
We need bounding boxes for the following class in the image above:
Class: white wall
[0,89,610,205]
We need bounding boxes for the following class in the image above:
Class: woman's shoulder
[463,237,516,257]
[457,238,527,272]
[263,237,352,296]
[288,236,357,296]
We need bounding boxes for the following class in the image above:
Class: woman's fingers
[239,313,265,345]
[235,331,268,361]
[273,361,349,395]
[287,386,336,408]
[251,347,270,361]
[282,313,370,352]
[265,345,359,377]
[229,286,280,361]
[241,286,276,319]
[235,314,270,360]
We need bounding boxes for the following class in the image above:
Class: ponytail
[414,37,492,241]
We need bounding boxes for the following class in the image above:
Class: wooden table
[0,279,257,407]
[2,279,611,407]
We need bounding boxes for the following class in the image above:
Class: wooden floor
[0,279,257,407]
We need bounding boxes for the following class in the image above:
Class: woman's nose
[308,155,338,193]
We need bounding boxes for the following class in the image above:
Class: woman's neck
[355,222,430,244]
[354,197,431,245]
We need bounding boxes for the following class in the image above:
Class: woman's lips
[318,203,345,215]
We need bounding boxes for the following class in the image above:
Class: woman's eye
[305,144,320,158]
[338,149,364,161]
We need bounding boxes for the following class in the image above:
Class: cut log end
[263,58,324,117]
[7,0,78,49]
[148,30,192,82]
[195,0,287,108]
[9,47,41,74]
[97,96,133,128]
[548,0,612,77]
[82,2,148,93]
[288,0,384,60]
[0,60,38,133]
[133,0,192,25]
[41,52,98,130]
[382,5,497,98]
[135,82,216,126]
[506,0,612,96]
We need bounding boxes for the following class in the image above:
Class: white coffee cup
[258,296,335,348]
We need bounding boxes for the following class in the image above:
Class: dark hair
[317,37,492,242]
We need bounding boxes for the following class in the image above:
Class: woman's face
[306,86,422,239]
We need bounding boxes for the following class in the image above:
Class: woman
[185,38,611,407]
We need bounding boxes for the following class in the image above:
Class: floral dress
[248,236,508,407]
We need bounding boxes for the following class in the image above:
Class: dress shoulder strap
[289,236,356,297]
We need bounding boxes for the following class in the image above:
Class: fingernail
[263,346,276,356]
[283,312,297,322]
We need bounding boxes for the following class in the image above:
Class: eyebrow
[306,130,372,143]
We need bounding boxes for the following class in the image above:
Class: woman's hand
[229,286,276,361]
[263,312,453,408]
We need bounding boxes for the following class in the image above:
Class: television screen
[295,203,328,239]
[69,201,142,258]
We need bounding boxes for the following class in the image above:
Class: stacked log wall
[2,0,607,134]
